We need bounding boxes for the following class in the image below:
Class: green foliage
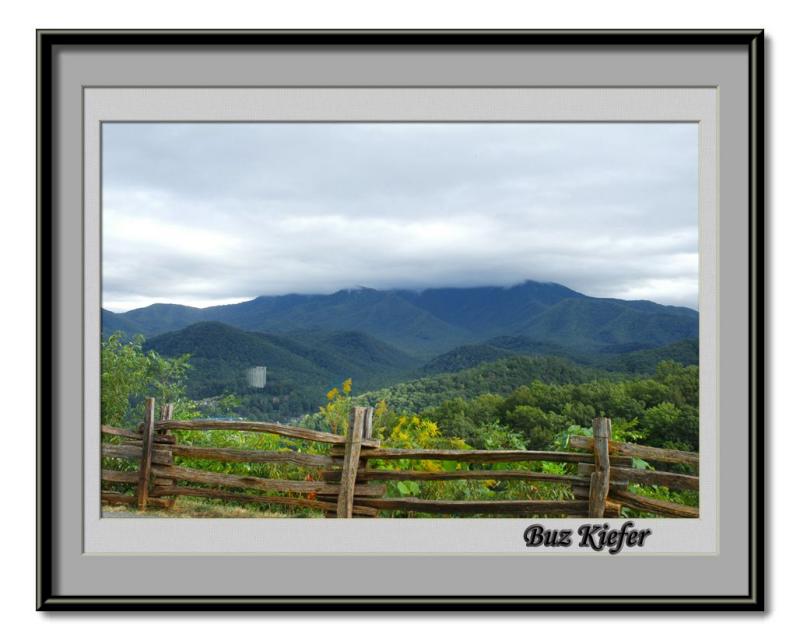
[101,331,208,495]
[555,424,592,450]
[621,484,700,519]
[411,362,699,453]
[101,333,150,427]
[197,393,242,418]
[505,405,570,450]
[101,332,198,427]
[362,355,608,415]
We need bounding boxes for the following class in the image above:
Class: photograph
[36,27,764,611]
[99,121,701,520]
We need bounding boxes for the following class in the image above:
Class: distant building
[245,366,267,388]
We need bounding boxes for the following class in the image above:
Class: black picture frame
[37,29,765,611]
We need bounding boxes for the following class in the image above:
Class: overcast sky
[102,122,698,312]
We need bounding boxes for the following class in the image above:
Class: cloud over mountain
[102,122,699,311]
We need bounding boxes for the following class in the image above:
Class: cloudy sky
[102,122,698,312]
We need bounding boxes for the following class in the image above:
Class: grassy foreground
[101,496,307,518]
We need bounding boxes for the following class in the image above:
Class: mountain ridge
[422,336,699,376]
[105,280,698,357]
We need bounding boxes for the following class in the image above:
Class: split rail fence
[101,398,699,518]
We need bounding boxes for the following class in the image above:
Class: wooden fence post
[136,397,156,510]
[158,403,177,509]
[337,406,371,518]
[354,408,376,517]
[362,409,374,440]
[588,417,611,517]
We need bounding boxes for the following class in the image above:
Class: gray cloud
[102,122,698,311]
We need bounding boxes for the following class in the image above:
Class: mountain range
[105,280,698,356]
[104,281,699,419]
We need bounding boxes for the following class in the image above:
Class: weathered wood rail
[101,399,699,518]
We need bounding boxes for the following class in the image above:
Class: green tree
[101,332,197,427]
[101,333,150,426]
[505,405,569,450]
[640,402,685,448]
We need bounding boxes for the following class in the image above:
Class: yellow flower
[423,420,439,437]
[342,378,352,394]
[326,387,339,401]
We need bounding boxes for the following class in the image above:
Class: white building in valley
[245,366,267,388]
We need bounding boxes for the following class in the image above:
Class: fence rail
[568,435,699,467]
[101,399,699,519]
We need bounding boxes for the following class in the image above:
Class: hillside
[360,355,613,414]
[143,321,422,419]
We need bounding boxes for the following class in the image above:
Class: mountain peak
[333,286,379,295]
[513,279,584,295]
